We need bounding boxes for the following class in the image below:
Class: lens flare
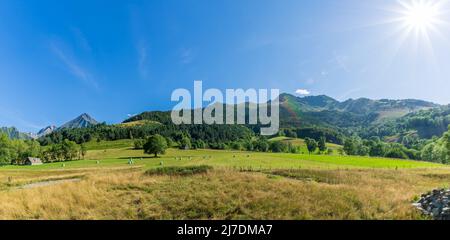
[400,0,442,32]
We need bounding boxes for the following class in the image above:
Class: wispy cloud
[296,89,311,95]
[137,41,150,79]
[129,6,150,79]
[180,47,195,64]
[331,52,350,73]
[71,27,92,52]
[50,41,99,89]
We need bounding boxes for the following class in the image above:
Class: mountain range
[280,94,438,115]
[0,113,99,140]
[125,93,440,127]
[124,93,449,141]
[58,113,99,130]
[33,125,58,139]
[278,93,439,127]
[0,127,31,140]
[2,94,448,141]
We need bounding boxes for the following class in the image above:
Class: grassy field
[116,120,162,128]
[0,139,449,220]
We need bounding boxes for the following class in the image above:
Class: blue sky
[1,0,450,132]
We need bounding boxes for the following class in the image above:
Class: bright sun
[400,0,441,31]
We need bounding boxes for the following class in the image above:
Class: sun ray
[387,0,450,62]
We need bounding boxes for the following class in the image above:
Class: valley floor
[0,141,449,220]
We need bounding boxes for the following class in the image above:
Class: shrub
[384,148,409,159]
[270,141,288,153]
[243,141,254,151]
[231,142,242,151]
[179,136,192,150]
[289,145,300,154]
[192,139,206,149]
[145,165,213,176]
[133,139,146,149]
[327,149,334,155]
[305,138,318,154]
[254,139,269,152]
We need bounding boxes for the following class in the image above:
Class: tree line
[39,123,254,147]
[0,134,40,165]
[0,133,85,165]
[420,126,450,164]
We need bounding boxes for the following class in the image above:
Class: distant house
[24,157,43,166]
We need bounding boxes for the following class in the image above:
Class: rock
[432,208,440,217]
[413,188,450,220]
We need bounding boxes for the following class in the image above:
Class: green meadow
[2,140,443,171]
[0,139,449,220]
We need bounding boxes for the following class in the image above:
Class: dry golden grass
[0,167,449,220]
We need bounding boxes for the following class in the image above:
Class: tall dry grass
[0,167,449,219]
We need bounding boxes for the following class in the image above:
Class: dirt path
[18,178,82,190]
